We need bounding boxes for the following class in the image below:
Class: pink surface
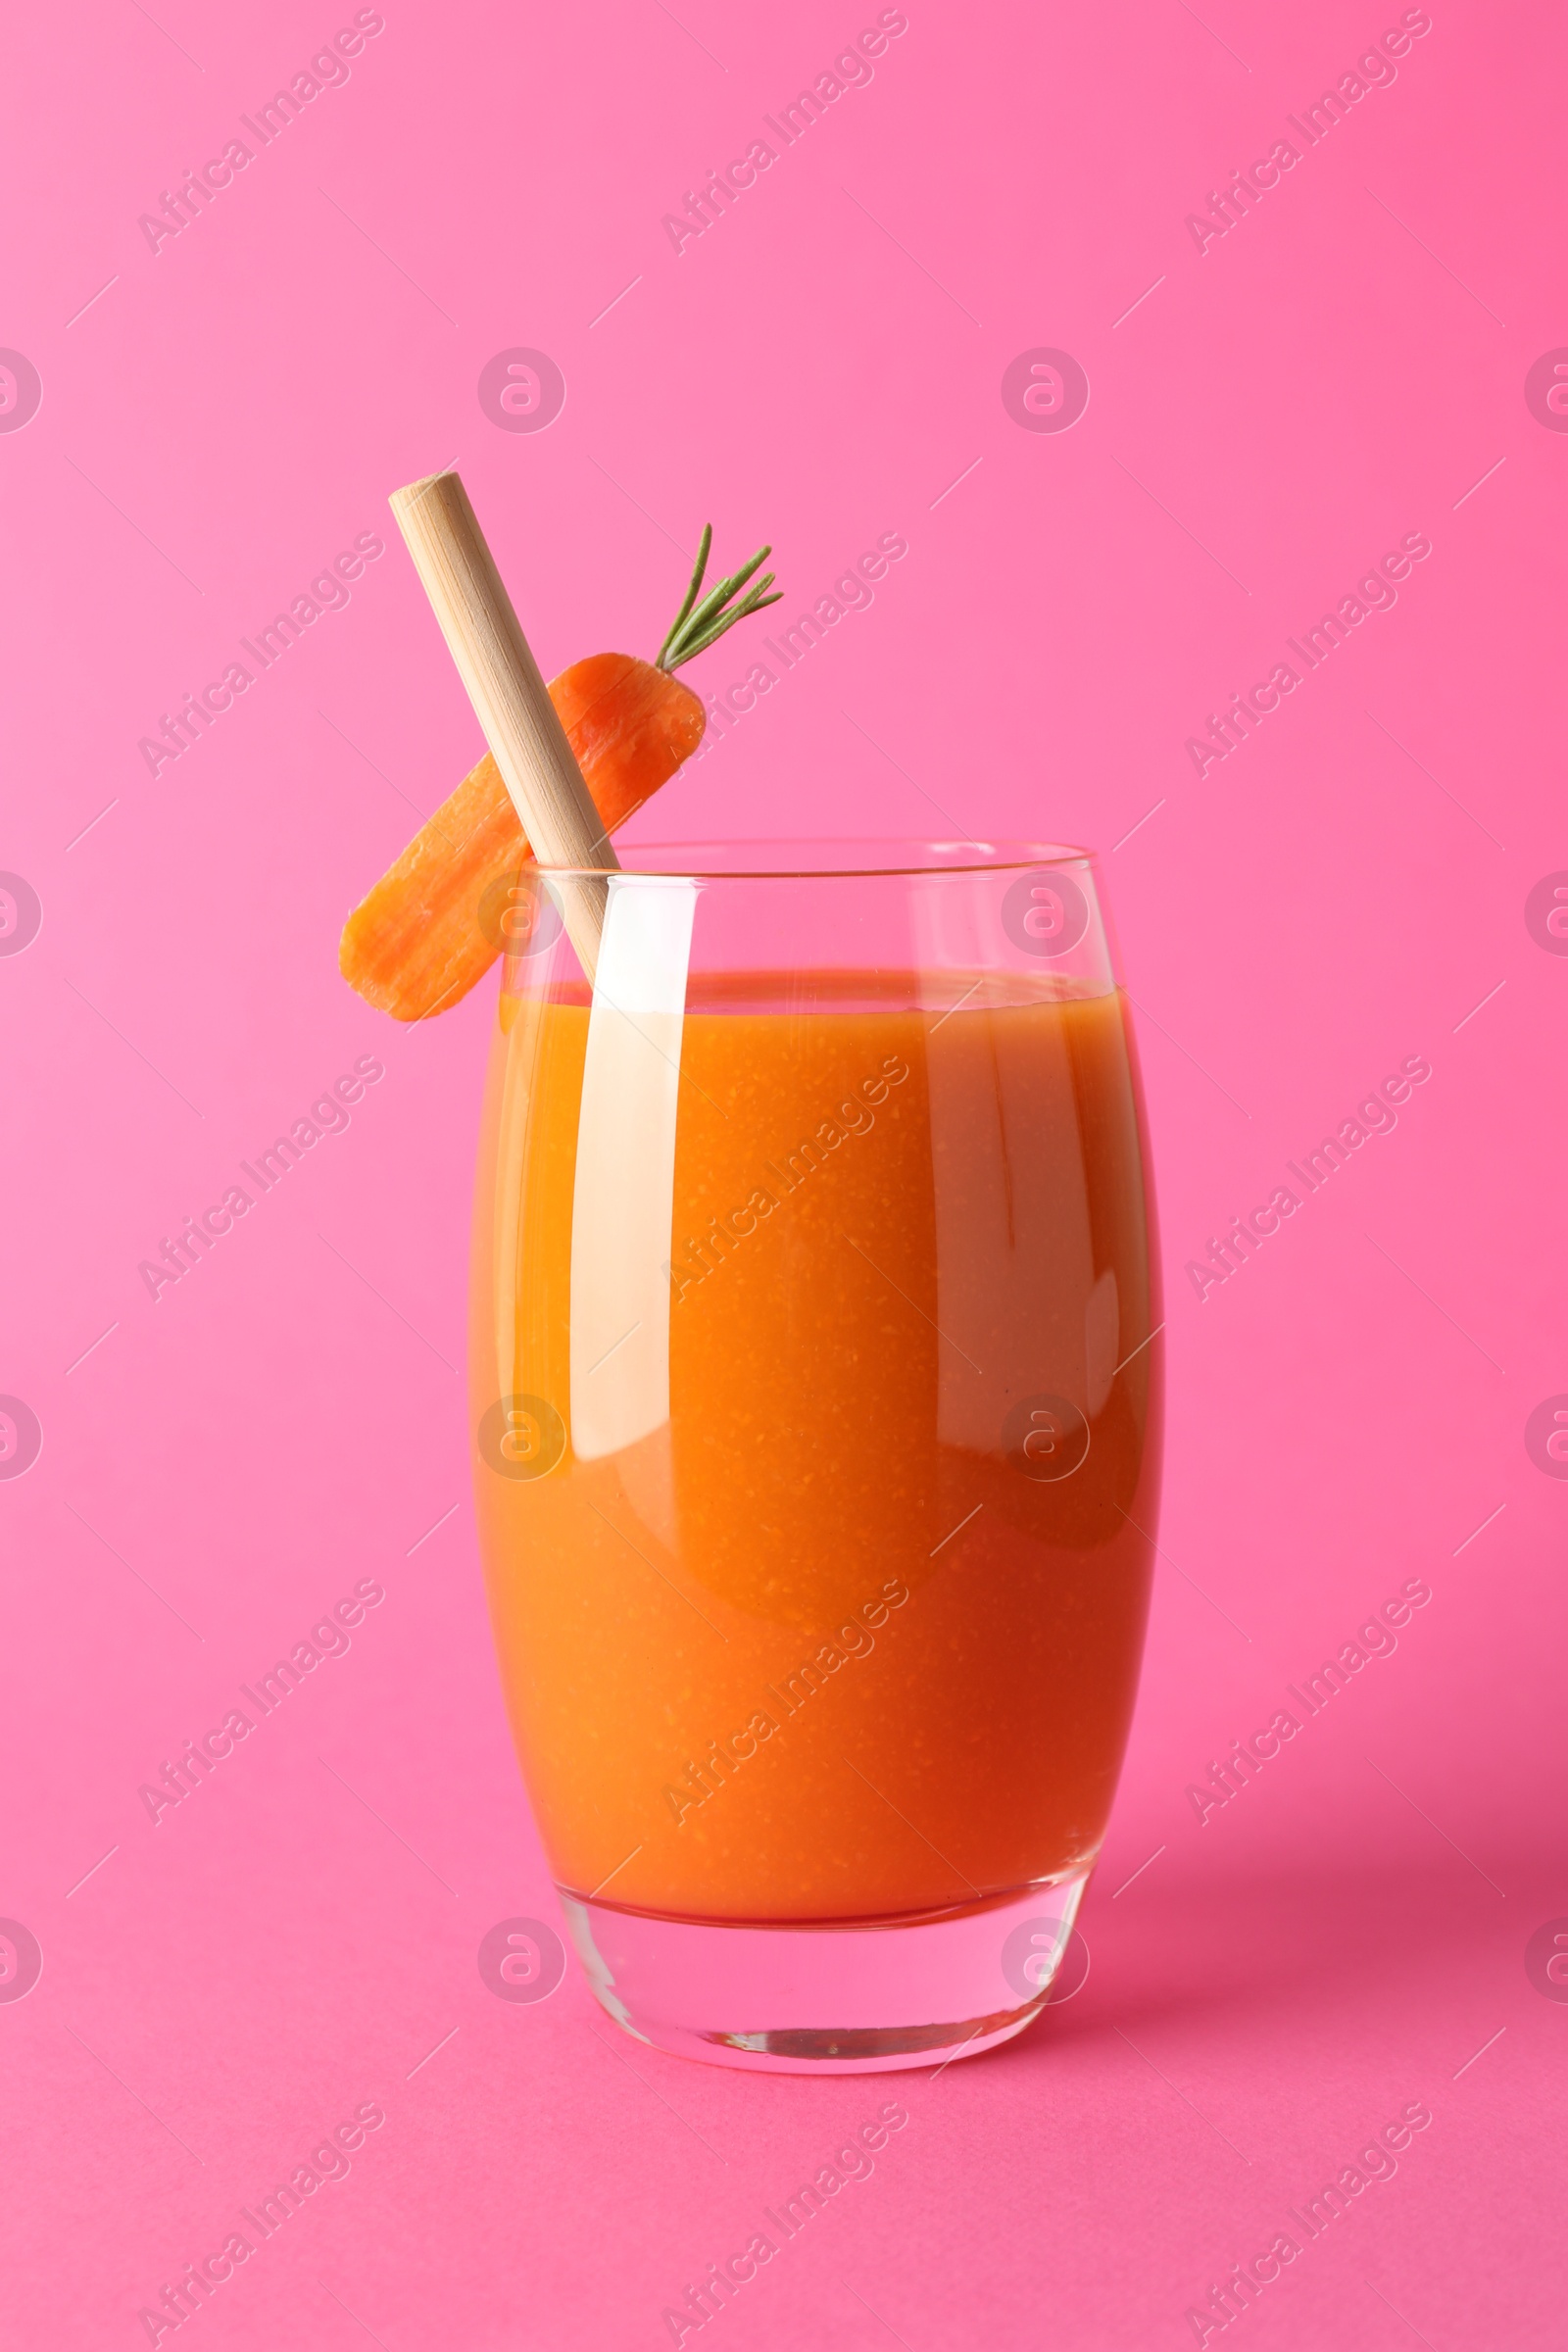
[2,1,1564,2343]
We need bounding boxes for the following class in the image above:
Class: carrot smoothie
[470,967,1159,1927]
[342,475,1161,2057]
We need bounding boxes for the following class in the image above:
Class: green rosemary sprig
[656,524,782,671]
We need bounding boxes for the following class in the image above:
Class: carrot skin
[339,656,704,1021]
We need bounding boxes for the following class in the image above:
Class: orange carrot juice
[470,969,1159,1927]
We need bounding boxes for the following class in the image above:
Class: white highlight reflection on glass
[569,877,697,1462]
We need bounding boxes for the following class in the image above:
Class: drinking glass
[469,840,1161,2072]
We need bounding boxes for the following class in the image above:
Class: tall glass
[469,841,1161,2072]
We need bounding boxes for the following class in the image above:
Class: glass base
[561,1869,1092,2074]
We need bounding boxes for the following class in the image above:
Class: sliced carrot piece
[341,523,781,1021]
[339,654,704,1022]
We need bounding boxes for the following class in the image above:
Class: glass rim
[524,836,1098,882]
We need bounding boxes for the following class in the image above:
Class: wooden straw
[388,469,616,979]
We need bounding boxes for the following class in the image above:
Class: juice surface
[470,970,1160,1924]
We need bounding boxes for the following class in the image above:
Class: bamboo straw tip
[389,470,463,518]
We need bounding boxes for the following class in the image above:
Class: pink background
[3,1,1564,2343]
